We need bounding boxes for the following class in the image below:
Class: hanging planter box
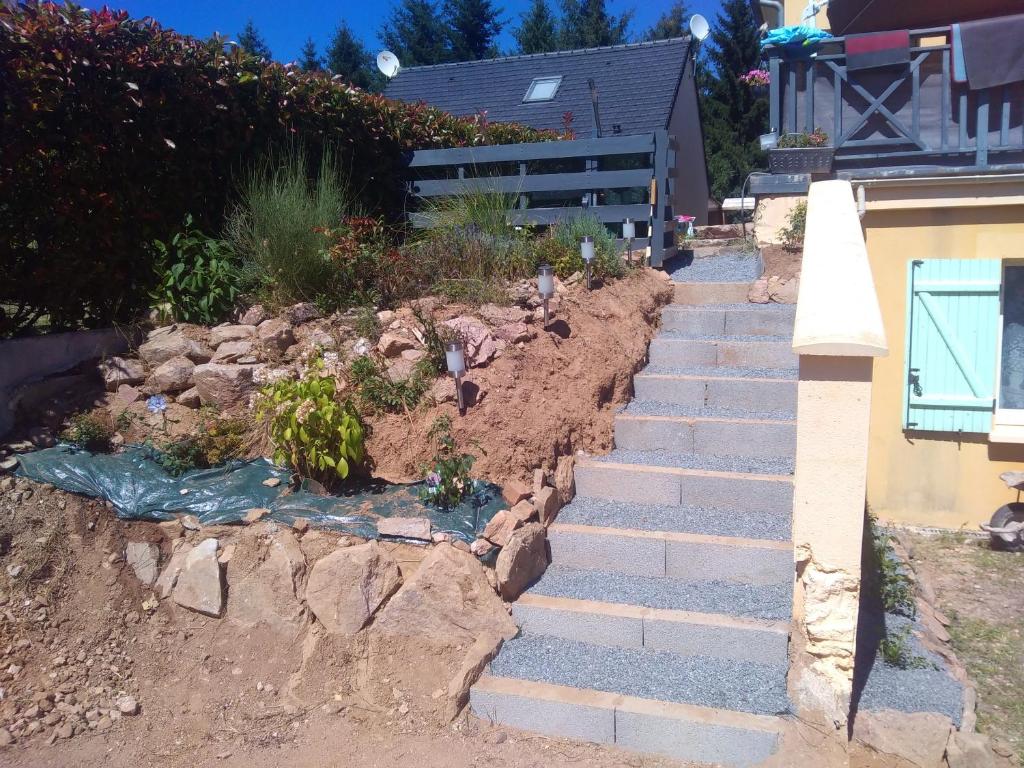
[769,147,835,174]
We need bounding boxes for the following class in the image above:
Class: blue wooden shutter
[904,259,1000,432]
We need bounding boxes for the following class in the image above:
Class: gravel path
[657,330,793,343]
[664,302,796,313]
[558,496,792,541]
[855,613,964,725]
[490,634,791,716]
[665,252,763,284]
[597,448,795,476]
[530,565,794,621]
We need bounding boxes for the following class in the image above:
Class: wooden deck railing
[765,27,1024,171]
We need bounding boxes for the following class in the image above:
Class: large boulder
[155,540,193,598]
[211,340,253,364]
[284,302,321,325]
[172,538,225,617]
[240,305,271,326]
[256,319,296,354]
[98,356,146,391]
[146,355,195,393]
[192,363,261,409]
[852,710,952,768]
[138,327,213,367]
[377,332,416,358]
[554,455,576,506]
[443,316,497,368]
[372,543,516,645]
[227,528,308,634]
[305,541,402,635]
[209,324,255,347]
[946,731,996,768]
[495,523,548,601]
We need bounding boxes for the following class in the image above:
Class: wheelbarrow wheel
[988,502,1024,552]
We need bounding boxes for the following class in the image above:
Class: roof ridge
[392,36,691,74]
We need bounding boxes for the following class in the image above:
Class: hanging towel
[959,13,1024,90]
[951,24,967,84]
[845,30,910,71]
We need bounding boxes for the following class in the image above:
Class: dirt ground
[364,268,673,485]
[759,245,802,283]
[896,530,1024,759]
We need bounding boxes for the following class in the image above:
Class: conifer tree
[700,0,768,200]
[513,0,559,54]
[326,23,379,91]
[237,19,272,61]
[299,37,321,71]
[644,1,689,41]
[445,0,504,60]
[380,0,452,66]
[558,0,631,49]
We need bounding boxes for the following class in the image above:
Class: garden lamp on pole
[538,264,555,326]
[622,218,635,267]
[580,236,595,290]
[445,341,466,415]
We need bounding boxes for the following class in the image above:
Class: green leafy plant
[419,415,476,509]
[870,518,916,618]
[153,414,252,476]
[413,306,462,376]
[779,200,807,249]
[255,356,364,482]
[549,214,626,281]
[880,624,932,670]
[149,215,241,324]
[61,412,115,452]
[777,128,830,149]
[354,305,381,342]
[348,354,433,414]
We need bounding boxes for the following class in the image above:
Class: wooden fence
[405,129,676,267]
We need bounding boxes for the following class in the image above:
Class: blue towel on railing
[761,25,833,59]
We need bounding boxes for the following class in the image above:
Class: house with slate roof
[384,37,711,224]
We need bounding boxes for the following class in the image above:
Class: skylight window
[523,76,562,103]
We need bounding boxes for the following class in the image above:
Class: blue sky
[92,1,724,64]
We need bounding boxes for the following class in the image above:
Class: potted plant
[740,68,771,98]
[769,128,834,174]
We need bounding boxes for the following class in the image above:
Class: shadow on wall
[903,429,1024,464]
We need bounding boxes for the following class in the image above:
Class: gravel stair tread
[594,448,795,476]
[621,399,795,421]
[638,363,799,380]
[656,330,793,343]
[556,496,792,541]
[488,634,791,716]
[665,253,763,284]
[663,302,796,313]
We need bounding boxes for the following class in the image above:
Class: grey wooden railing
[765,27,1024,171]
[405,129,676,267]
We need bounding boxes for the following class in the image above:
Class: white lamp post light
[538,264,555,326]
[622,218,635,266]
[580,236,595,289]
[445,341,467,414]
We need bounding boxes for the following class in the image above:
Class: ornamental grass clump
[254,354,365,483]
[548,213,625,280]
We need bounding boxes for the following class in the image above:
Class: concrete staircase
[471,252,798,767]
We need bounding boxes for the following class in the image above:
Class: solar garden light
[580,236,595,289]
[622,218,635,266]
[445,341,467,414]
[537,264,555,327]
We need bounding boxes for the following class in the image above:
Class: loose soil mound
[366,268,673,484]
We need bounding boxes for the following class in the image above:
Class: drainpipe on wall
[857,184,866,219]
[759,0,784,29]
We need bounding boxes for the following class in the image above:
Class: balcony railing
[765,27,1024,172]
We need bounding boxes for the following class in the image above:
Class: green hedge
[0,2,562,336]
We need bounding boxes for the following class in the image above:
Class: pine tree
[237,19,272,61]
[326,23,379,91]
[644,1,689,41]
[380,0,452,66]
[514,0,559,54]
[559,0,632,49]
[700,0,768,200]
[445,0,504,61]
[299,37,321,71]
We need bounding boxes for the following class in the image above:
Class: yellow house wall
[863,205,1024,529]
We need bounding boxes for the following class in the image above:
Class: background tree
[299,37,321,71]
[559,0,631,49]
[237,19,272,60]
[513,0,559,54]
[326,22,380,90]
[700,0,768,200]
[644,1,689,41]
[445,0,504,60]
[380,0,452,66]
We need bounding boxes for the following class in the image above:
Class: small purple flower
[146,395,168,414]
[427,472,441,487]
